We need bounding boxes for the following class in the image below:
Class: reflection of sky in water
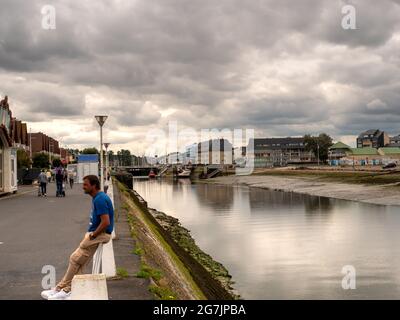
[133,179,400,299]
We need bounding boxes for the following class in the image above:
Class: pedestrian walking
[38,170,48,197]
[46,170,52,183]
[41,175,114,300]
[68,170,75,189]
[104,178,109,194]
[55,166,64,197]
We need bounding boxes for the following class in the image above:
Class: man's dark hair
[83,175,100,190]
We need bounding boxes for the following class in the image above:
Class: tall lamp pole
[104,143,110,181]
[49,141,53,169]
[29,127,32,169]
[95,115,108,191]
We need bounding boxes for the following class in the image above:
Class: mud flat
[209,174,400,206]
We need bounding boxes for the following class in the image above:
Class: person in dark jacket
[55,166,64,196]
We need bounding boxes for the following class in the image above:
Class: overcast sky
[1,0,400,153]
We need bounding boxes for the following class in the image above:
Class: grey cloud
[0,0,399,148]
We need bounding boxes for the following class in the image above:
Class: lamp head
[95,115,108,127]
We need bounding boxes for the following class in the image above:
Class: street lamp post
[49,141,53,169]
[29,127,32,169]
[95,115,108,191]
[104,143,110,181]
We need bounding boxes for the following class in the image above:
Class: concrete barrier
[108,182,117,239]
[91,179,117,277]
[101,239,116,277]
[92,243,103,274]
[70,274,108,300]
[67,180,116,300]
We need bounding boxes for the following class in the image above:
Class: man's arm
[90,214,110,239]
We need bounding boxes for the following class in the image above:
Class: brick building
[29,132,60,157]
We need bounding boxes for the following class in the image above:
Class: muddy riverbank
[115,177,238,300]
[208,174,400,206]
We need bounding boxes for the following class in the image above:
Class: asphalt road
[0,183,90,299]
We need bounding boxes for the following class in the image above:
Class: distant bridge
[116,166,160,177]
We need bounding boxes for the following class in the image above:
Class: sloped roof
[330,141,351,150]
[358,129,381,138]
[379,147,400,155]
[349,148,379,155]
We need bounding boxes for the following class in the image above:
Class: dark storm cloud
[0,0,399,148]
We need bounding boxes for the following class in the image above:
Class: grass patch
[136,263,163,282]
[116,267,129,278]
[132,246,143,256]
[121,203,130,211]
[149,284,177,300]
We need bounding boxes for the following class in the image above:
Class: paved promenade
[0,183,90,299]
[0,182,152,300]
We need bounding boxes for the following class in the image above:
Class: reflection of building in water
[303,196,333,214]
[195,184,234,211]
[249,188,306,210]
[248,187,334,214]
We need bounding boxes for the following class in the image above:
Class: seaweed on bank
[148,208,240,299]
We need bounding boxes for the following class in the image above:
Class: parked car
[383,163,397,169]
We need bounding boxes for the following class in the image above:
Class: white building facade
[0,98,18,194]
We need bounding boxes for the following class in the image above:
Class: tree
[52,158,62,168]
[108,150,114,166]
[117,149,132,166]
[81,147,99,155]
[32,153,50,169]
[17,149,31,169]
[304,133,333,163]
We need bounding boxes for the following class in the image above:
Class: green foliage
[32,153,50,169]
[81,147,99,155]
[17,149,31,169]
[116,267,129,278]
[52,158,62,168]
[304,133,333,163]
[132,246,143,256]
[121,203,130,211]
[149,285,177,300]
[116,149,132,166]
[136,263,162,281]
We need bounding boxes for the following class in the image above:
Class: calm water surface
[133,179,400,299]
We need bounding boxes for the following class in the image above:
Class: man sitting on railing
[41,175,114,300]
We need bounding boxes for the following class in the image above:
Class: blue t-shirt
[88,191,114,234]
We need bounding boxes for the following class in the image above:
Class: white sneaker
[48,289,71,300]
[41,288,59,300]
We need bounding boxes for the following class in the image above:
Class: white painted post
[101,240,116,277]
[92,243,103,274]
[70,274,108,300]
[92,178,116,277]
